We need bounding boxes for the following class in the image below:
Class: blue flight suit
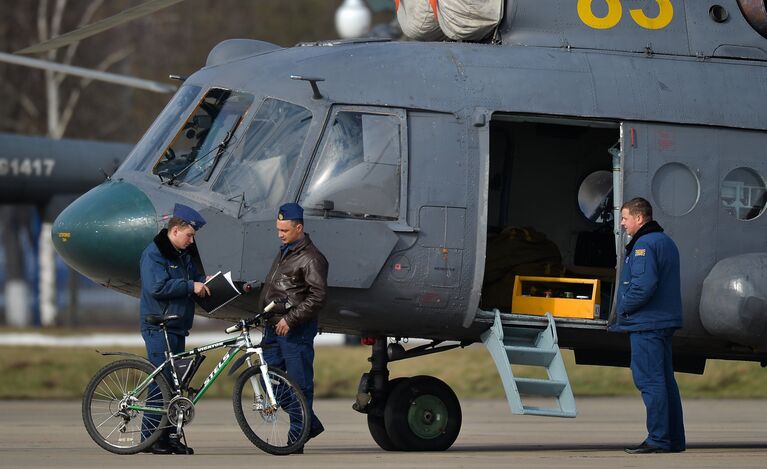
[610,220,685,452]
[139,229,204,439]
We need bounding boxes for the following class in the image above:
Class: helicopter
[19,0,767,451]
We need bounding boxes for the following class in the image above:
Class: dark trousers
[629,328,686,451]
[141,328,185,440]
[262,319,322,438]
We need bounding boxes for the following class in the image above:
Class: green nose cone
[52,180,157,288]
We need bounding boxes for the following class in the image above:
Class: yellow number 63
[577,0,674,30]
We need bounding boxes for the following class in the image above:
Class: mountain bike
[81,303,310,455]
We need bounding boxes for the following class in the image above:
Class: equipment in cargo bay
[19,0,767,451]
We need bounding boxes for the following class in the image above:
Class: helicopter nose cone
[52,180,157,288]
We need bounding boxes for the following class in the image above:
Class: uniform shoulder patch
[635,249,646,257]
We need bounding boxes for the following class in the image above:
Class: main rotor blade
[16,0,187,55]
[0,51,176,93]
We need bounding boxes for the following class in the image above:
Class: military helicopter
[20,0,767,451]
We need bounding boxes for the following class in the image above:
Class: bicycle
[81,302,310,455]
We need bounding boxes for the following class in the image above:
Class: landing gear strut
[354,337,463,451]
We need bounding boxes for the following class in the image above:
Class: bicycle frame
[125,322,274,415]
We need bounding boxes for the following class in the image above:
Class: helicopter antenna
[290,75,325,99]
[227,192,247,219]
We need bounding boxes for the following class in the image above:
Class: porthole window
[652,162,699,216]
[577,170,613,224]
[720,167,767,220]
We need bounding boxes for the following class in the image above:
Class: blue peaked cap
[278,202,303,221]
[173,203,206,230]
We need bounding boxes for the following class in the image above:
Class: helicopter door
[621,122,716,332]
[483,115,619,321]
[296,106,407,289]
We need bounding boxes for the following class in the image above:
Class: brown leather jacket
[259,234,328,328]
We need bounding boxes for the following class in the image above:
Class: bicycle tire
[82,359,172,454]
[233,366,311,455]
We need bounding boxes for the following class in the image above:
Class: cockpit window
[299,111,402,220]
[152,88,253,185]
[121,85,202,172]
[212,98,312,212]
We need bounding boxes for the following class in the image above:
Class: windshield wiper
[166,116,242,186]
[166,146,216,186]
[205,116,242,182]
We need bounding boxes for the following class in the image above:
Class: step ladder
[481,310,576,417]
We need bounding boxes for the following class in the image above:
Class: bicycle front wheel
[82,359,171,454]
[233,366,310,455]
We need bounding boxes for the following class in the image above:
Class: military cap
[173,203,206,230]
[278,202,304,221]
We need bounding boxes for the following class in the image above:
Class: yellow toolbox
[511,275,600,319]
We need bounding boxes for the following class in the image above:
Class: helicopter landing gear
[366,377,406,451]
[356,338,463,451]
[385,375,462,451]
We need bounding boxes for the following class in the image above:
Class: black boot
[308,421,325,440]
[167,435,194,455]
[140,439,173,455]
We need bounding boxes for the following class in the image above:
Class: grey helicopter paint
[38,0,767,451]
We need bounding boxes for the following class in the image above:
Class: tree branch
[62,0,104,67]
[37,0,49,44]
[59,46,133,137]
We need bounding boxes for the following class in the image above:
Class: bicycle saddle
[145,315,180,327]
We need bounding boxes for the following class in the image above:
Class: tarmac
[1,397,765,468]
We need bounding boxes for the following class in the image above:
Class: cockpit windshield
[299,111,402,220]
[153,88,253,184]
[212,98,312,212]
[121,85,202,172]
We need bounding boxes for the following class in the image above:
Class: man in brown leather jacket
[259,202,328,451]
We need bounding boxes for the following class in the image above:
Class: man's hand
[275,318,290,336]
[194,282,210,297]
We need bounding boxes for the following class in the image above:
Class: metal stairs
[481,310,577,418]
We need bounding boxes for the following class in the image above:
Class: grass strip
[1,345,765,400]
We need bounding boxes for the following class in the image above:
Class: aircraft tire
[367,377,406,451]
[384,375,462,451]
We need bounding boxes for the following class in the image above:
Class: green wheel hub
[407,394,448,439]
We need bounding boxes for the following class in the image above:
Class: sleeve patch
[635,249,646,256]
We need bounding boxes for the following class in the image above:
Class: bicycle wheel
[82,359,172,454]
[233,366,311,455]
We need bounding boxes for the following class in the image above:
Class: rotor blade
[0,51,176,93]
[16,0,187,55]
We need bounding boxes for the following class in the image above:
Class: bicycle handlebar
[225,323,242,334]
[224,300,279,334]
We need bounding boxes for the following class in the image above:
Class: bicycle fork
[246,348,279,411]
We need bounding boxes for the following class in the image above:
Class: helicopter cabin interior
[482,115,620,322]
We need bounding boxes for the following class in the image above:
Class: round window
[577,170,613,224]
[651,162,699,216]
[721,167,767,220]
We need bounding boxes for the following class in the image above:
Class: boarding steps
[481,310,576,418]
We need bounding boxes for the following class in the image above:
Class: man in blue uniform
[610,197,685,454]
[259,202,328,453]
[139,203,209,455]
